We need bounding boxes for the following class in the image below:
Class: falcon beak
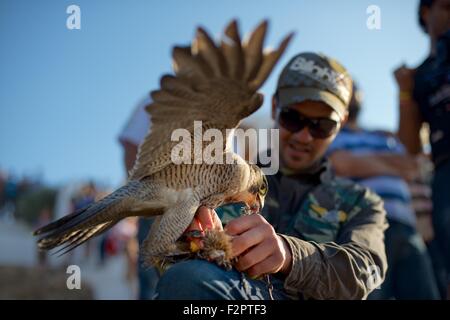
[256,193,264,213]
[225,192,263,215]
[249,194,263,214]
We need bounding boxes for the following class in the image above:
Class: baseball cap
[276,52,353,119]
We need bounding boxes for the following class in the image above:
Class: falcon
[34,19,293,268]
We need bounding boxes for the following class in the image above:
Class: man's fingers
[246,255,280,278]
[231,223,270,257]
[225,213,267,236]
[185,216,203,232]
[197,206,214,230]
[210,209,224,231]
[192,206,223,231]
[185,206,214,233]
[394,65,415,76]
[235,238,273,271]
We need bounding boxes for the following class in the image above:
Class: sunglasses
[277,107,340,139]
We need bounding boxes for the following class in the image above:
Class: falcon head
[225,164,268,214]
[249,165,268,214]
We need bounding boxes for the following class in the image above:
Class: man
[394,0,450,297]
[155,52,388,300]
[328,84,439,299]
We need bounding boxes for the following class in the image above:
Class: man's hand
[186,206,223,233]
[185,207,292,278]
[393,64,423,154]
[393,64,416,93]
[225,214,292,278]
[183,206,223,251]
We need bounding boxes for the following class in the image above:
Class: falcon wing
[130,20,293,180]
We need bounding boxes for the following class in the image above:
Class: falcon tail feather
[34,182,150,253]
[34,199,121,252]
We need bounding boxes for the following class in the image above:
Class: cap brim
[278,87,347,119]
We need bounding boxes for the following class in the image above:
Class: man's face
[424,0,450,40]
[272,99,343,172]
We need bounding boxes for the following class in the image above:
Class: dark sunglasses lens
[279,109,304,133]
[309,119,338,138]
[279,108,338,138]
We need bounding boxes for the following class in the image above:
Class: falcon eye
[259,180,268,197]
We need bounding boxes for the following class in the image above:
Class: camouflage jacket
[217,159,388,300]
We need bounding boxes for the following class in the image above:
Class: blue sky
[0,0,429,187]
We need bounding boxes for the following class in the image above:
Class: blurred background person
[118,94,159,300]
[394,0,450,298]
[34,207,51,268]
[328,83,440,299]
